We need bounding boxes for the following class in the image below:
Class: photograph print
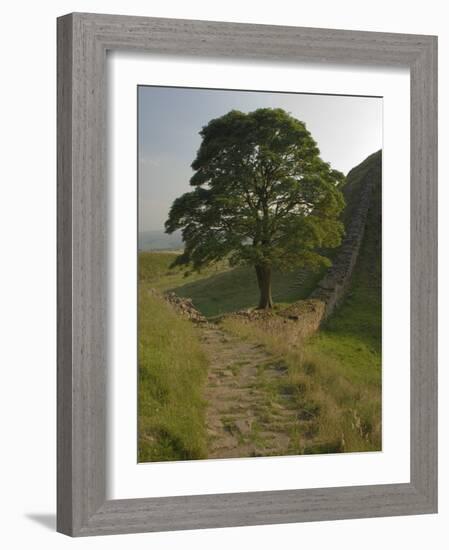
[137,85,382,462]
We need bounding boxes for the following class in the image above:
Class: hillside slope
[324,149,382,347]
[138,252,325,318]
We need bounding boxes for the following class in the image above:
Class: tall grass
[138,289,208,462]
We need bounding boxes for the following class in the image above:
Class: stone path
[198,323,302,459]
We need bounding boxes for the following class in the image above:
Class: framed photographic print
[57,13,437,536]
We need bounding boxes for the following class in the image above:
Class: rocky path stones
[198,324,300,459]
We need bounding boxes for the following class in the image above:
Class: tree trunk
[255,265,273,309]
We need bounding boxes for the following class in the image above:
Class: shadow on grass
[170,265,325,318]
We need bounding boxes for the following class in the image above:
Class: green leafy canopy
[165,108,345,273]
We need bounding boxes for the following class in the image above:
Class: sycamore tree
[165,108,345,309]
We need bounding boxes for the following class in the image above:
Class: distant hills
[139,230,184,251]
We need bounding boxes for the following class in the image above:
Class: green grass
[139,251,325,318]
[139,251,231,292]
[138,288,208,462]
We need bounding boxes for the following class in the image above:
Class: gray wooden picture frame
[57,12,438,537]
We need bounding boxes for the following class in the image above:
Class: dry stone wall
[310,161,378,319]
[164,291,207,323]
[226,299,326,346]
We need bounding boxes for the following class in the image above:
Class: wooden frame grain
[57,12,438,536]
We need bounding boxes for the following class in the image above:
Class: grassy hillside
[138,288,208,462]
[139,252,325,318]
[320,150,382,351]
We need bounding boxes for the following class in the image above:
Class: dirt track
[199,324,301,459]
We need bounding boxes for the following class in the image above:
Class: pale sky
[138,86,382,233]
